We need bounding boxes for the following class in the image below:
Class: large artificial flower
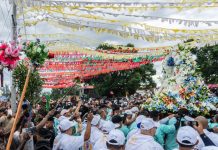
[0,42,21,70]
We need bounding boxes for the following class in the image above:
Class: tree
[50,87,80,100]
[191,44,218,84]
[87,63,156,97]
[126,43,134,47]
[13,62,44,105]
[96,43,115,50]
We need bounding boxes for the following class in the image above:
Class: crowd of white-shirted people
[0,94,218,150]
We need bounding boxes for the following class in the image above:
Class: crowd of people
[0,95,218,150]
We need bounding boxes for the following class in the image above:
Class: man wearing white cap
[125,118,163,150]
[126,115,146,140]
[93,121,115,150]
[175,126,199,150]
[53,112,93,150]
[90,114,104,147]
[99,129,125,150]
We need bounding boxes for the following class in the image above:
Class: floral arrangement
[22,40,49,67]
[144,44,217,115]
[0,41,21,70]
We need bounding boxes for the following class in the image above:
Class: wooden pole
[6,67,31,150]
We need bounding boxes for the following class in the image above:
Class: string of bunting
[46,47,166,60]
[46,40,173,51]
[19,10,218,35]
[20,17,218,42]
[19,7,218,28]
[14,0,218,10]
[39,53,165,88]
[71,8,218,27]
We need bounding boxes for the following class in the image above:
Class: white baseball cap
[177,126,198,146]
[59,119,76,131]
[91,115,101,126]
[136,115,146,125]
[101,121,115,134]
[125,110,133,115]
[58,116,67,122]
[140,118,157,130]
[107,129,125,146]
[131,107,139,113]
[60,109,70,116]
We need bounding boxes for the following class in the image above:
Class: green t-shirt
[119,125,130,137]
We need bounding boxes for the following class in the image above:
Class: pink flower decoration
[11,48,20,57]
[0,41,21,70]
[10,41,16,47]
[8,61,18,70]
[5,47,12,56]
[0,43,8,50]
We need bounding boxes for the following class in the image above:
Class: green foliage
[50,87,80,100]
[96,43,115,50]
[13,62,44,104]
[22,41,48,66]
[191,44,218,84]
[126,43,135,47]
[87,63,156,97]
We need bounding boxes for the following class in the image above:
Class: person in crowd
[90,114,104,148]
[175,126,199,150]
[99,104,108,128]
[93,121,115,150]
[125,118,164,150]
[103,129,125,150]
[123,110,137,130]
[126,115,146,140]
[195,116,218,147]
[0,107,14,148]
[1,93,217,150]
[155,113,178,150]
[209,114,218,129]
[112,115,129,137]
[53,112,93,150]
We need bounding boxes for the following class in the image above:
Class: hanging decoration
[14,0,218,10]
[19,7,218,28]
[64,9,218,27]
[20,17,218,43]
[20,12,218,35]
[96,48,138,54]
[0,42,21,70]
[39,51,164,88]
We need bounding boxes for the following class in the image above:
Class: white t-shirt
[204,129,218,146]
[99,119,107,129]
[127,128,140,140]
[93,134,107,150]
[126,134,164,150]
[90,126,104,146]
[53,133,84,150]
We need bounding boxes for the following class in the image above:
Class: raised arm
[84,112,93,141]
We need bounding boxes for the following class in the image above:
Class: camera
[181,116,198,127]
